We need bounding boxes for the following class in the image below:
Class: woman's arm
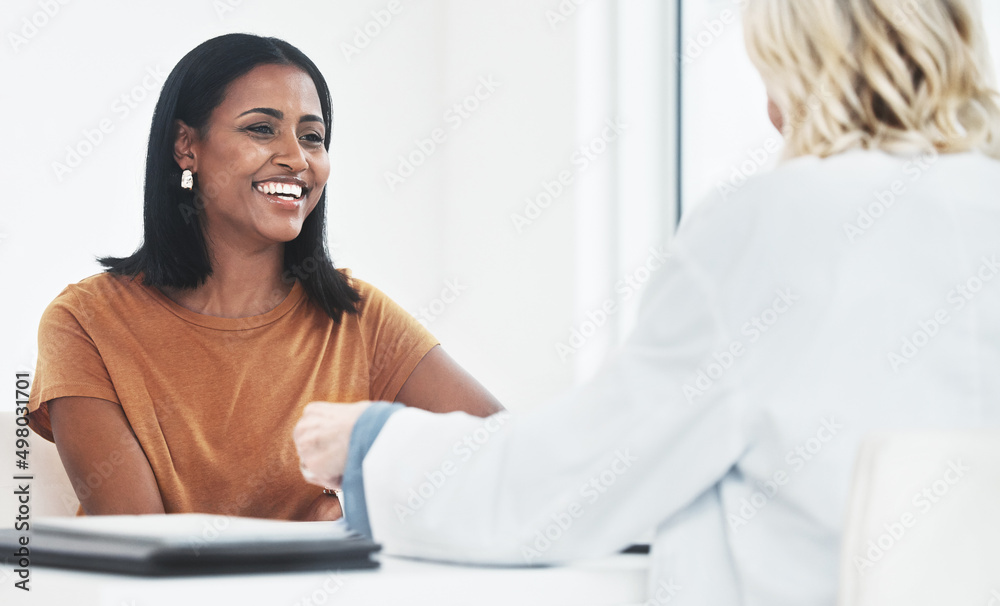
[296,236,748,562]
[394,345,504,417]
[48,396,165,515]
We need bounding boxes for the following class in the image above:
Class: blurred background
[2,0,998,413]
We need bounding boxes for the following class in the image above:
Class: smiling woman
[172,64,330,255]
[25,34,503,521]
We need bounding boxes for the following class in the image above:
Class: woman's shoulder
[767,149,995,188]
[60,271,145,302]
[336,268,388,307]
[333,268,419,326]
[707,149,998,215]
[43,272,149,320]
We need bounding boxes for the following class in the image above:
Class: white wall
[0,0,601,413]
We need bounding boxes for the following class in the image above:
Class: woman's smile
[253,176,310,210]
[178,63,330,245]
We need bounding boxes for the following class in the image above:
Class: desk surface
[0,553,649,606]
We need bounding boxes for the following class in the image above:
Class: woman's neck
[160,239,294,319]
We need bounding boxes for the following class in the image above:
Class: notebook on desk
[0,514,380,576]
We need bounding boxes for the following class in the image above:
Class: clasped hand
[293,401,373,490]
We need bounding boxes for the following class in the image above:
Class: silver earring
[181,169,194,190]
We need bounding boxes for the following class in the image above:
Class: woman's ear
[173,120,198,171]
[767,96,785,135]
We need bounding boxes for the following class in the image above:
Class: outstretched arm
[295,251,748,563]
[394,345,504,417]
[295,346,503,502]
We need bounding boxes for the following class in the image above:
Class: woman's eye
[301,133,324,143]
[247,124,275,135]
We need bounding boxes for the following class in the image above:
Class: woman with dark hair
[26,33,502,521]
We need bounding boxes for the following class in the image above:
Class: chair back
[0,411,80,521]
[838,430,1000,605]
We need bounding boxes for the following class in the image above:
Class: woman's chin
[260,223,305,244]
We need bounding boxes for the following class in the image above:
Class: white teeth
[255,182,304,199]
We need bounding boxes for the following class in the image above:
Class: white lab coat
[358,150,1000,605]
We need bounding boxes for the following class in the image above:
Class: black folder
[0,515,380,576]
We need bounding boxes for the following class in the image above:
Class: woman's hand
[301,491,344,521]
[293,401,373,489]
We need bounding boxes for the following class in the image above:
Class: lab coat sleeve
[359,229,751,564]
[342,401,406,538]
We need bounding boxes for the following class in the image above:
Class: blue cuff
[343,401,404,539]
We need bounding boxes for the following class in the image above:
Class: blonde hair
[743,0,1000,160]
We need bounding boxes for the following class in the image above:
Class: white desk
[0,553,649,606]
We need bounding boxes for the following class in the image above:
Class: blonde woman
[294,1,1000,603]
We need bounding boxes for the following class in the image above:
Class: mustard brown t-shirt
[27,271,438,519]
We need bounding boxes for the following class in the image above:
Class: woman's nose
[273,133,309,172]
